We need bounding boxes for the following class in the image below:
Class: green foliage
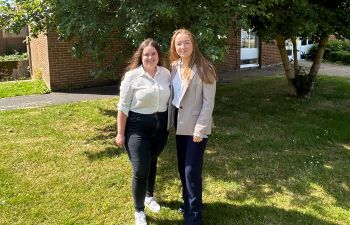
[326,39,350,52]
[0,0,241,78]
[244,0,350,96]
[0,52,28,62]
[1,0,349,83]
[307,40,350,64]
[328,51,350,65]
[245,0,350,42]
[0,53,29,81]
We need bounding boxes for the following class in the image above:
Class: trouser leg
[125,132,151,212]
[182,136,208,225]
[146,112,168,197]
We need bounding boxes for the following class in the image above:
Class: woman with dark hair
[116,38,171,225]
[169,29,217,225]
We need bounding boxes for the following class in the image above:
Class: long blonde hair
[169,29,218,84]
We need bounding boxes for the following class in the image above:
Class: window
[241,29,258,48]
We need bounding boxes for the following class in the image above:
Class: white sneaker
[144,196,161,213]
[135,211,147,225]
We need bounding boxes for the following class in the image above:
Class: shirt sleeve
[117,72,134,117]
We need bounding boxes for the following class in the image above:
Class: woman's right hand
[115,134,125,148]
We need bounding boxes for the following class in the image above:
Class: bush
[0,52,28,62]
[306,39,350,65]
[328,51,350,65]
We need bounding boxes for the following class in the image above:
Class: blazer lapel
[179,65,197,102]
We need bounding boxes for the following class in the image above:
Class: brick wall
[215,28,240,72]
[29,29,283,90]
[0,30,27,55]
[30,31,126,91]
[260,40,281,67]
[28,31,51,86]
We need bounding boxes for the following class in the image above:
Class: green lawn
[0,80,50,98]
[0,76,349,225]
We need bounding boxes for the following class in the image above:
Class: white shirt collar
[138,65,160,78]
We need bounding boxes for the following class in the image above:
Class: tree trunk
[276,34,297,95]
[310,36,329,76]
[292,36,299,74]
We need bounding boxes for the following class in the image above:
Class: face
[142,45,159,69]
[174,33,193,61]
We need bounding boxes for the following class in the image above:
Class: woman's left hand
[193,136,203,143]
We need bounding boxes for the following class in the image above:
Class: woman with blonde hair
[169,28,217,225]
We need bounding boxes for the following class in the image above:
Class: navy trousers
[125,111,168,212]
[175,108,207,225]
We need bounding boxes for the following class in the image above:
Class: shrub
[0,52,28,62]
[328,51,350,65]
[306,39,350,65]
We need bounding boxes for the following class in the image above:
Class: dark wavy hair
[124,38,163,75]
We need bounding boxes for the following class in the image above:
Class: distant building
[0,28,28,55]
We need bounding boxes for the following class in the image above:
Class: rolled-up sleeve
[117,73,134,117]
[194,80,216,137]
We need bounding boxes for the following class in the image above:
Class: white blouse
[171,65,186,108]
[118,65,171,116]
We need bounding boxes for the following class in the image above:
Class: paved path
[220,61,350,82]
[0,85,117,111]
[1,61,349,111]
[300,61,350,77]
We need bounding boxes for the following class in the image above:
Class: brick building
[28,31,123,90]
[28,29,282,91]
[0,28,28,55]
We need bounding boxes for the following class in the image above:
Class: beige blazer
[167,62,216,137]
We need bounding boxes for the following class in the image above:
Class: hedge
[307,40,350,65]
[328,51,350,65]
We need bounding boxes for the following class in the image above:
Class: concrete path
[0,85,117,111]
[220,60,350,82]
[1,61,349,111]
[300,60,350,77]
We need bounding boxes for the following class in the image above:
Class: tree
[243,0,350,96]
[2,1,348,97]
[0,0,240,78]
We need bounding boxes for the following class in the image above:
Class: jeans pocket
[128,113,140,122]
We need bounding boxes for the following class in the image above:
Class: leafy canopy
[0,0,241,77]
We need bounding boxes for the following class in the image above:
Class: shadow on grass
[156,77,350,222]
[149,202,337,225]
[201,203,338,225]
[82,108,124,161]
[83,146,124,161]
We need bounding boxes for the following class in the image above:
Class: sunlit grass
[0,79,50,98]
[1,75,349,225]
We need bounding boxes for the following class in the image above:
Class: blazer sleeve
[194,80,216,137]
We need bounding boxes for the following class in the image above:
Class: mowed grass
[0,80,50,98]
[0,75,349,225]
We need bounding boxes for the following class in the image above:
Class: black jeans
[125,111,168,212]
